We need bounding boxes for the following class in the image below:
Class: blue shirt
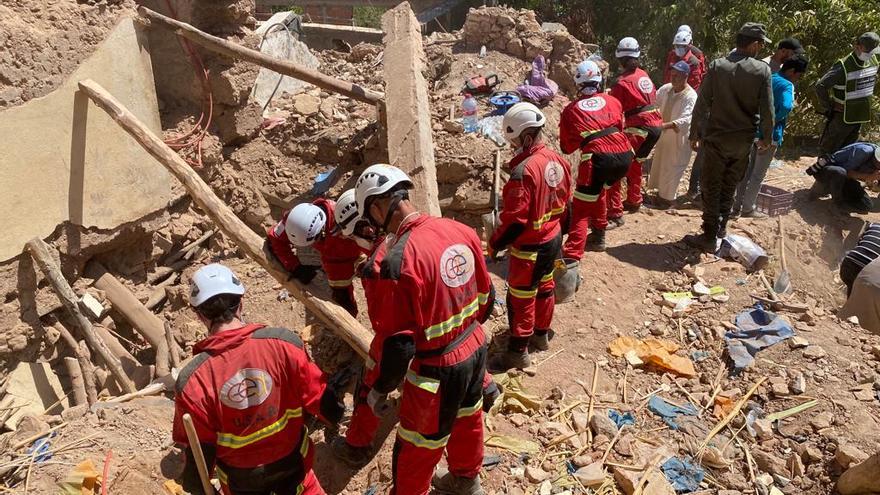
[829,142,880,173]
[757,72,794,144]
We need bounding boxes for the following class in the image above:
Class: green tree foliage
[353,6,385,29]
[509,0,880,139]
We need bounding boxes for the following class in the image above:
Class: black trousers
[700,137,753,237]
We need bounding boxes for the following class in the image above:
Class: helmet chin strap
[373,190,409,235]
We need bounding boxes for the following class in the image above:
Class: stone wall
[462,6,596,97]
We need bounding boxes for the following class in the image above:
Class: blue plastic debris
[647,396,698,430]
[608,409,635,429]
[311,166,338,197]
[661,456,705,493]
[725,304,794,370]
[690,350,711,362]
[26,433,55,463]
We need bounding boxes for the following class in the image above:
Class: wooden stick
[100,382,165,405]
[78,79,373,360]
[182,413,214,495]
[138,7,383,106]
[758,271,779,302]
[155,324,170,378]
[549,400,585,421]
[63,358,88,407]
[53,324,98,405]
[12,422,68,451]
[586,361,599,444]
[165,320,181,369]
[162,229,215,267]
[601,424,627,465]
[26,239,136,394]
[700,377,766,451]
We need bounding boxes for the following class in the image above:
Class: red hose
[101,449,113,495]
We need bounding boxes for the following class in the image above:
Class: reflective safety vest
[832,52,879,124]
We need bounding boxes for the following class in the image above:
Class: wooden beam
[137,6,384,107]
[77,79,372,359]
[381,3,441,216]
[26,238,136,394]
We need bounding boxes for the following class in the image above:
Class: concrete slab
[381,2,441,216]
[0,17,171,261]
[1,361,69,430]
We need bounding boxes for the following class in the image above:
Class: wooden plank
[78,79,373,359]
[381,2,441,216]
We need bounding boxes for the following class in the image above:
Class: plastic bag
[718,234,768,270]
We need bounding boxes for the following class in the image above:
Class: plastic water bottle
[462,94,478,133]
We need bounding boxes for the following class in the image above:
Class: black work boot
[488,349,531,372]
[530,329,554,351]
[606,216,625,230]
[683,232,717,253]
[432,467,487,495]
[331,436,372,468]
[623,201,641,213]
[585,229,606,252]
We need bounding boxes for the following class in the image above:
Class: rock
[572,411,589,433]
[789,371,806,395]
[525,466,551,483]
[612,465,676,495]
[810,411,834,431]
[573,462,606,487]
[801,444,823,464]
[835,444,869,469]
[870,344,880,360]
[718,491,741,495]
[803,346,827,360]
[509,413,529,428]
[292,93,321,115]
[752,450,788,477]
[571,455,593,468]
[837,452,880,495]
[213,101,262,145]
[787,452,805,478]
[753,418,774,440]
[80,292,105,319]
[789,336,809,349]
[539,480,552,495]
[61,404,89,421]
[319,97,337,119]
[442,119,464,133]
[12,414,49,442]
[590,411,618,439]
[770,378,790,398]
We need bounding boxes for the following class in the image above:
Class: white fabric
[646,83,698,201]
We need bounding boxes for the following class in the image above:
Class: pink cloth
[517,56,558,103]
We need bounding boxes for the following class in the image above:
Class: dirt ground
[1,2,879,495]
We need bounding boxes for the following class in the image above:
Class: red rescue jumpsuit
[663,46,706,90]
[608,67,663,216]
[368,215,493,494]
[559,94,634,261]
[267,198,366,316]
[489,143,571,350]
[173,324,332,495]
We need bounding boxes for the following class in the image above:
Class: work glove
[482,380,501,413]
[331,287,358,317]
[367,389,392,417]
[289,264,319,285]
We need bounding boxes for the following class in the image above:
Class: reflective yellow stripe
[509,248,538,261]
[573,189,600,202]
[398,426,449,449]
[636,157,648,163]
[424,293,487,341]
[365,356,376,369]
[624,127,649,138]
[509,286,538,299]
[458,399,483,418]
[300,426,310,457]
[532,211,552,229]
[406,370,440,394]
[328,278,353,288]
[216,408,303,449]
[580,153,594,163]
[540,272,554,283]
[216,465,228,485]
[580,128,605,138]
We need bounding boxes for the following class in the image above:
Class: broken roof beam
[77,79,372,359]
[381,2,441,216]
[137,6,384,107]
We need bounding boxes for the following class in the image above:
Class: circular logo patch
[637,76,654,93]
[544,161,564,188]
[577,97,606,112]
[439,244,475,288]
[220,368,273,410]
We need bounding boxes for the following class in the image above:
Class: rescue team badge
[220,368,273,410]
[439,244,475,288]
[638,76,654,93]
[544,161,564,188]
[577,97,606,112]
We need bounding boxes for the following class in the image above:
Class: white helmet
[502,102,546,142]
[673,30,692,46]
[616,37,641,58]
[334,189,359,237]
[677,24,692,35]
[355,164,413,219]
[875,145,880,163]
[189,263,246,307]
[575,60,603,87]
[285,203,326,247]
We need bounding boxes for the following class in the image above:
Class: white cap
[616,37,641,58]
[677,24,692,35]
[189,263,246,307]
[285,203,326,247]
[355,164,413,218]
[575,60,603,87]
[673,30,692,46]
[334,189,359,237]
[502,102,547,142]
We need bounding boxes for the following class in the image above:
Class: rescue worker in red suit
[173,263,345,495]
[265,191,366,316]
[559,60,635,257]
[607,37,663,224]
[331,183,500,471]
[487,102,572,371]
[341,164,494,495]
[663,28,706,90]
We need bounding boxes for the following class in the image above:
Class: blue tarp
[608,409,636,429]
[647,396,698,430]
[725,304,794,370]
[662,456,705,493]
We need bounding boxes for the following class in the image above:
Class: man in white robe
[646,61,698,208]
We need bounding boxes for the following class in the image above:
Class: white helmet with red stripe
[616,37,641,58]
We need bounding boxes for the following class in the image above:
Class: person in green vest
[815,32,879,155]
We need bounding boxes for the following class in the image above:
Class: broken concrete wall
[462,6,594,96]
[0,17,172,262]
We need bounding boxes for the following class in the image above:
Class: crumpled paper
[608,336,696,377]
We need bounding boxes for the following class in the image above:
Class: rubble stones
[789,371,806,395]
[789,336,809,349]
[292,93,321,116]
[835,444,869,469]
[525,465,551,483]
[803,346,827,360]
[573,462,606,487]
[752,450,788,478]
[810,411,834,431]
[590,411,618,439]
